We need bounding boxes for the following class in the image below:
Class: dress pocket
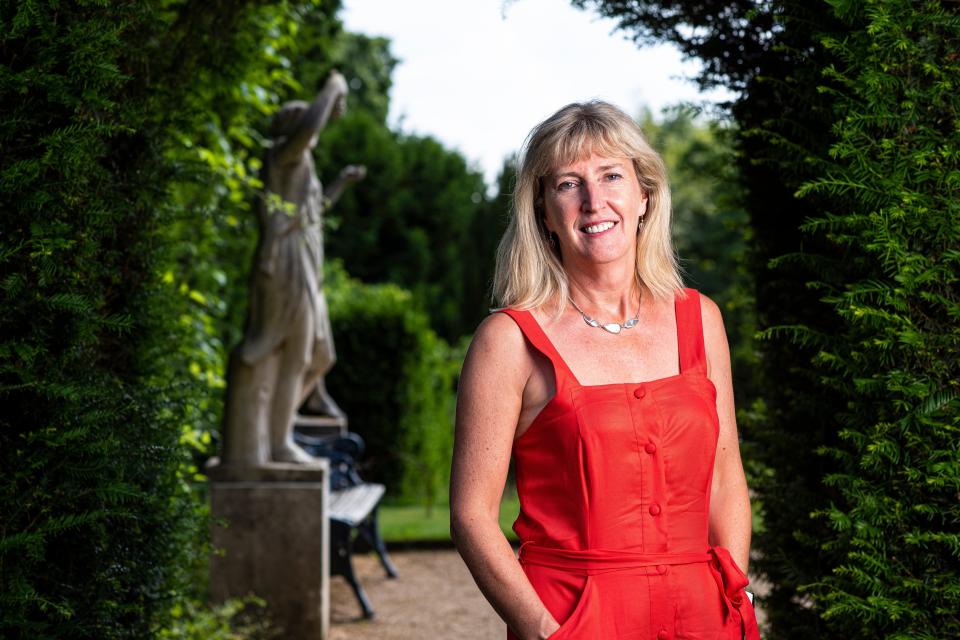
[548,575,596,639]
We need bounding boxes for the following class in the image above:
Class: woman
[450,100,760,640]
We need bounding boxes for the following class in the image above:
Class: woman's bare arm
[701,293,753,576]
[450,313,560,640]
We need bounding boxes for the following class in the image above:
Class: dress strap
[494,308,576,389]
[676,288,708,375]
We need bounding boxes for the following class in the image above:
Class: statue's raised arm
[273,70,349,166]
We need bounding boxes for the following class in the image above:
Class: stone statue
[220,70,366,467]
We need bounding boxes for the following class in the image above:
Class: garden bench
[293,430,398,619]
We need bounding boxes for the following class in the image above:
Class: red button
[657,631,669,640]
[645,442,657,454]
[633,386,646,399]
[649,503,661,516]
[656,564,669,575]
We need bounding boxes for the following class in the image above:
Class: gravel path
[329,548,769,639]
[329,548,505,640]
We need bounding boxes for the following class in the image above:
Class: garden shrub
[324,261,459,508]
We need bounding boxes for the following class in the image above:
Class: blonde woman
[450,101,760,640]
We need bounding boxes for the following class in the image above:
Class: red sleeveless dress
[498,288,760,640]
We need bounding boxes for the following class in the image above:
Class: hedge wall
[792,2,960,636]
[0,1,342,636]
[0,3,206,636]
[324,261,460,508]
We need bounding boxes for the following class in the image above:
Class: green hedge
[0,2,207,636]
[325,261,460,507]
[791,2,960,636]
[0,1,344,636]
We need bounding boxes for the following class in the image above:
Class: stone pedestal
[209,461,330,640]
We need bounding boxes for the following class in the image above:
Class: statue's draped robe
[239,152,329,368]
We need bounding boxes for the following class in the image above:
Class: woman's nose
[580,182,604,212]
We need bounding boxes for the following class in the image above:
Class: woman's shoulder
[473,307,529,346]
[688,289,723,330]
[460,309,537,388]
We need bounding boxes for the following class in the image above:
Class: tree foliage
[466,156,516,323]
[316,105,492,342]
[792,2,960,636]
[0,0,342,636]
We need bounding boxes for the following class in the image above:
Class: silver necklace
[568,296,641,335]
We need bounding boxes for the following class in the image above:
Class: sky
[341,0,735,186]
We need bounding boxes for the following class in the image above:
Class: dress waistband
[518,542,710,574]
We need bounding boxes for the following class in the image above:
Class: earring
[638,214,646,233]
[548,232,558,250]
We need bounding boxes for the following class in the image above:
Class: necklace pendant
[569,295,641,336]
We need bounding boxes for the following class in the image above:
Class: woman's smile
[580,220,618,236]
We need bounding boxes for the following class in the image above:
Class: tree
[315,109,491,341]
[465,156,516,324]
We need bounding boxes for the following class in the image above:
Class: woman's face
[541,151,648,270]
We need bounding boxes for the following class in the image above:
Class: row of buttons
[638,383,669,640]
[638,385,661,522]
[635,388,657,455]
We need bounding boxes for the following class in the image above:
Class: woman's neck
[565,263,642,320]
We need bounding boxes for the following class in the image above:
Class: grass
[379,487,520,543]
[379,486,765,543]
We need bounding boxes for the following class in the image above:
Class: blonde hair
[492,100,687,314]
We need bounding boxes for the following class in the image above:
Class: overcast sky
[341,0,734,185]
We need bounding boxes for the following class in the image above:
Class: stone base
[209,460,330,640]
[206,458,329,483]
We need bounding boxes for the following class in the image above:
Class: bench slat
[330,483,385,526]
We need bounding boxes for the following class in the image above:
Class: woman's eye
[605,173,623,182]
[556,180,577,191]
